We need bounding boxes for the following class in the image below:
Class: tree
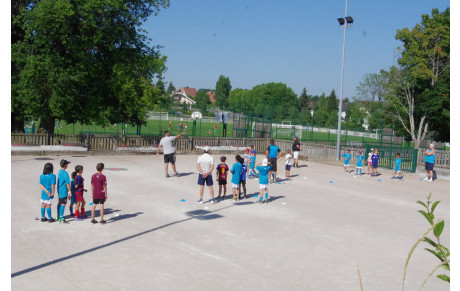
[12,0,170,133]
[167,81,176,94]
[298,88,311,111]
[384,8,450,146]
[215,75,232,109]
[356,72,388,102]
[195,89,211,113]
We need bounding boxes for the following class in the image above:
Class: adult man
[156,130,186,177]
[267,139,281,183]
[292,136,302,168]
[423,144,436,182]
[196,146,216,204]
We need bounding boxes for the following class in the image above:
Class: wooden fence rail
[11,133,449,169]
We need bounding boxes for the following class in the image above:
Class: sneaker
[165,174,170,178]
[59,218,69,224]
[398,177,403,180]
[40,217,48,222]
[428,178,433,182]
[210,199,216,204]
[48,218,56,223]
[174,172,180,177]
[75,217,84,221]
[91,219,97,224]
[197,199,203,204]
[391,176,395,179]
[422,177,428,181]
[81,215,88,219]
[100,220,107,224]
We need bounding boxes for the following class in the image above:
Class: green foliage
[402,193,449,290]
[11,0,170,133]
[356,72,388,102]
[215,75,232,109]
[195,89,212,113]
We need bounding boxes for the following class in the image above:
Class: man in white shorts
[292,136,302,168]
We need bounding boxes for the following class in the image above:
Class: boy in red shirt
[91,163,108,224]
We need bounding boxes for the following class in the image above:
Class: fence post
[412,148,419,173]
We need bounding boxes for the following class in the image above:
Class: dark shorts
[285,165,291,171]
[70,193,76,204]
[93,199,106,205]
[372,164,378,169]
[239,180,246,187]
[218,179,227,185]
[164,153,176,164]
[59,197,68,205]
[269,158,277,172]
[425,162,434,171]
[198,174,213,186]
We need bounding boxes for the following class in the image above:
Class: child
[391,153,403,180]
[355,151,365,176]
[342,149,351,172]
[256,158,271,203]
[39,163,56,222]
[69,171,76,217]
[367,149,373,175]
[238,156,248,199]
[283,150,293,178]
[216,156,229,200]
[57,159,72,223]
[371,149,380,176]
[91,163,108,224]
[248,150,258,178]
[230,155,242,201]
[243,148,251,174]
[74,165,88,220]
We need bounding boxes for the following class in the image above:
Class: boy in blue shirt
[238,156,248,199]
[57,159,72,223]
[256,158,272,203]
[230,155,243,201]
[371,149,380,176]
[355,151,365,176]
[39,163,56,222]
[342,149,351,172]
[391,153,403,180]
[266,139,281,183]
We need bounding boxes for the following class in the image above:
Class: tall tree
[167,81,176,94]
[195,89,211,113]
[215,75,232,109]
[298,88,310,111]
[12,0,170,133]
[356,72,388,102]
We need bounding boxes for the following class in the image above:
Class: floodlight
[345,16,354,24]
[337,18,345,25]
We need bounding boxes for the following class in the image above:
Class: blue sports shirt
[230,162,242,184]
[371,153,380,167]
[267,145,280,159]
[40,173,56,200]
[395,158,402,171]
[342,153,351,165]
[356,155,365,167]
[425,150,435,163]
[57,169,70,198]
[240,164,247,181]
[256,165,271,185]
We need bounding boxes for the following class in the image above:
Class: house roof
[207,91,216,103]
[182,87,197,97]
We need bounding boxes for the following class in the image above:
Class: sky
[143,0,450,98]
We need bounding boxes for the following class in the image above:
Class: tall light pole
[336,1,353,160]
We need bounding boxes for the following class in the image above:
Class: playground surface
[11,154,450,290]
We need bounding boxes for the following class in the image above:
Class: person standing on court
[267,139,281,183]
[196,146,216,204]
[423,144,436,182]
[156,130,187,177]
[292,136,302,168]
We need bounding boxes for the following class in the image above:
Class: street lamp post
[336,1,353,160]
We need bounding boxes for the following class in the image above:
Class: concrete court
[11,153,450,291]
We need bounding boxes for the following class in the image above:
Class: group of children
[342,148,403,180]
[39,159,108,224]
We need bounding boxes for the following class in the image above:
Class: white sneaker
[428,178,433,182]
[422,177,428,181]
[210,199,216,204]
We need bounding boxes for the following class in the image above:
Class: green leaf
[431,200,440,213]
[433,220,445,237]
[416,200,428,209]
[418,210,434,225]
[442,263,450,271]
[436,274,450,283]
[424,248,445,263]
[422,237,438,248]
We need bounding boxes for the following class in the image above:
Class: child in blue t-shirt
[355,151,365,176]
[371,149,380,176]
[391,153,403,180]
[39,163,56,222]
[238,156,248,199]
[69,170,77,217]
[57,159,72,223]
[256,158,272,203]
[230,155,243,201]
[342,149,352,172]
